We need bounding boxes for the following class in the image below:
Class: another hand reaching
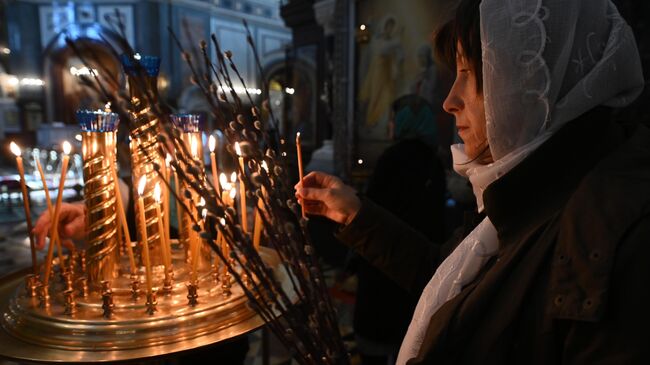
[32,202,86,251]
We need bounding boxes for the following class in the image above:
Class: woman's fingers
[32,211,52,250]
[63,215,85,241]
[61,239,76,252]
[296,187,329,202]
[31,203,86,250]
[295,171,340,190]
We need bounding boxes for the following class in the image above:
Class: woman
[296,0,649,363]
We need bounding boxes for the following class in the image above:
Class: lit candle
[10,142,37,275]
[137,176,153,295]
[172,164,184,240]
[154,183,171,273]
[43,141,72,285]
[164,153,172,253]
[190,134,199,159]
[209,135,221,196]
[296,132,306,218]
[234,142,248,232]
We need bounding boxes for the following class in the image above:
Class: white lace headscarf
[398,1,644,363]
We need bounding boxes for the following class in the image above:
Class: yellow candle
[209,135,221,196]
[172,167,184,240]
[164,153,172,256]
[34,157,64,272]
[296,133,306,218]
[109,162,136,274]
[234,142,248,232]
[43,141,71,285]
[252,161,268,250]
[137,176,153,295]
[10,142,37,275]
[154,183,171,272]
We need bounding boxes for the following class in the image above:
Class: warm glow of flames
[230,172,237,183]
[138,176,147,197]
[234,142,241,156]
[62,141,72,155]
[296,132,301,144]
[191,135,199,157]
[219,173,228,190]
[219,217,226,226]
[9,141,21,157]
[209,135,216,153]
[229,187,237,200]
[153,182,161,203]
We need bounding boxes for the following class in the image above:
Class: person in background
[353,95,446,364]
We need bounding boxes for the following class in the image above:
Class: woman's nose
[443,84,463,115]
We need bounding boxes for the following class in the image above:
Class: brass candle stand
[0,109,287,363]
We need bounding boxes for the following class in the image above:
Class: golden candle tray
[0,245,285,363]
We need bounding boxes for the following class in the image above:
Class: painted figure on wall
[358,16,404,127]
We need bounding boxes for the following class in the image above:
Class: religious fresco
[355,0,452,168]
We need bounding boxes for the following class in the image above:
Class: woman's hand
[294,171,361,225]
[32,202,86,251]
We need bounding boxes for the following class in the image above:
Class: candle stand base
[0,247,288,363]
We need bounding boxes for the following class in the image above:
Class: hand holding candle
[295,133,306,218]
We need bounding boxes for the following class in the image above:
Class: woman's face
[443,47,492,163]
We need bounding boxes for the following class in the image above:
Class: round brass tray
[0,247,282,363]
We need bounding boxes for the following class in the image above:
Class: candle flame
[191,135,198,157]
[219,173,228,190]
[219,217,226,226]
[137,176,147,197]
[9,141,21,157]
[234,142,241,156]
[296,132,301,144]
[209,135,216,152]
[230,172,237,183]
[229,187,237,200]
[153,182,161,203]
[62,141,72,155]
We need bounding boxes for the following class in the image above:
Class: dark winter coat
[337,107,650,364]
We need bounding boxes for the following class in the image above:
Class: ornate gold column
[78,110,120,285]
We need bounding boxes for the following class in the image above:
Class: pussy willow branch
[67,29,348,364]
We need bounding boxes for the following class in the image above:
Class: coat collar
[483,107,623,243]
